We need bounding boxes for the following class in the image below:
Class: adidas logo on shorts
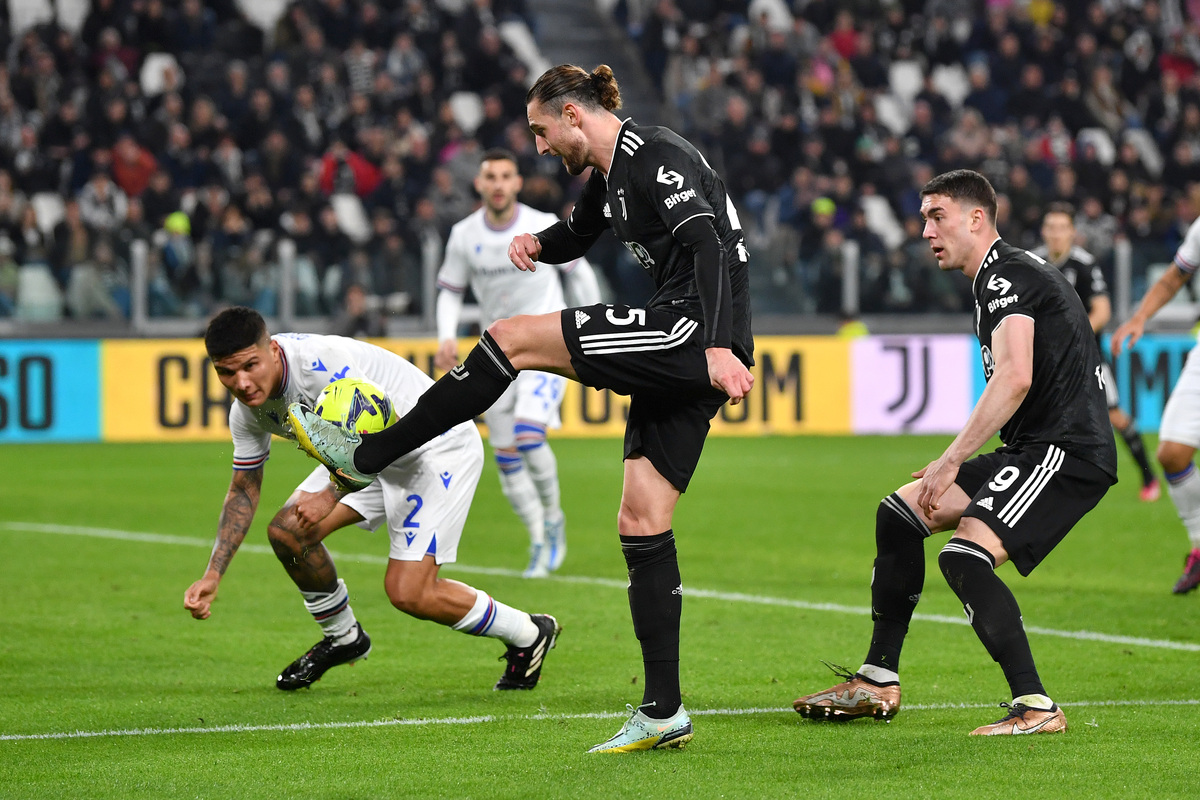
[575,310,591,329]
[977,496,994,511]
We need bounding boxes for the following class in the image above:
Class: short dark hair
[481,148,519,167]
[205,306,268,359]
[526,64,622,115]
[920,169,998,224]
[1043,201,1076,221]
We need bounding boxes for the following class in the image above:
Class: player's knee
[266,516,303,559]
[485,317,521,355]
[386,582,428,617]
[514,420,547,451]
[1157,441,1194,474]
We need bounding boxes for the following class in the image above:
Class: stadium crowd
[0,0,1198,321]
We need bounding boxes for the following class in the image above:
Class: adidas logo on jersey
[575,310,591,329]
[977,496,994,511]
[603,203,611,218]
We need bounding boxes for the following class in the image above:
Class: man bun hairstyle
[920,169,998,224]
[526,64,622,115]
[205,306,268,359]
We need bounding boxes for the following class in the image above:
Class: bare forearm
[207,470,262,576]
[945,370,1029,465]
[1131,265,1189,324]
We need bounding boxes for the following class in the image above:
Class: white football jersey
[229,333,473,470]
[436,203,585,327]
[1175,214,1200,275]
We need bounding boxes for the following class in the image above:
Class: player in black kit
[289,64,755,753]
[1036,203,1160,501]
[793,170,1116,736]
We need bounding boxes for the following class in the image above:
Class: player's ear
[562,102,580,126]
[514,174,524,193]
[474,172,484,196]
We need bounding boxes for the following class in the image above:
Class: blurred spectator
[66,237,128,319]
[78,169,129,234]
[319,139,381,198]
[0,236,17,316]
[111,133,158,198]
[336,282,384,337]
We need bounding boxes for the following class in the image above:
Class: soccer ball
[314,377,398,434]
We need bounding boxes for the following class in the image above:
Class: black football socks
[1117,421,1156,487]
[938,539,1045,698]
[621,530,682,719]
[863,493,930,676]
[355,331,516,473]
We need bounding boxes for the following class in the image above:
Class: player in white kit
[1112,213,1200,593]
[183,307,561,689]
[434,149,601,577]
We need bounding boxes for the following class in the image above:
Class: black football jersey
[564,119,754,365]
[974,239,1117,478]
[1033,244,1108,346]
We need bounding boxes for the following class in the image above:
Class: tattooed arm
[183,467,263,620]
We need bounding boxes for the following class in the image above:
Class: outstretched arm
[915,315,1033,516]
[1111,262,1190,356]
[183,467,263,620]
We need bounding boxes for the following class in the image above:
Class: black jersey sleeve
[674,215,731,349]
[630,140,715,234]
[535,170,610,264]
[977,259,1047,336]
[1076,259,1109,309]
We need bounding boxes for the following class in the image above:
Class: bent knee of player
[1156,440,1196,474]
[266,511,304,556]
[384,559,439,617]
[514,420,547,450]
[487,314,569,372]
[894,480,962,534]
[949,517,1009,567]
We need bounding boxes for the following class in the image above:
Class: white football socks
[452,589,539,647]
[301,579,358,644]
[1166,463,1200,548]
[1013,693,1055,711]
[522,441,562,524]
[496,452,545,546]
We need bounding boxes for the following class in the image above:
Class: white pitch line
[2,699,1197,742]
[4,521,1199,654]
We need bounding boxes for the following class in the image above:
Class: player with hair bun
[290,63,755,752]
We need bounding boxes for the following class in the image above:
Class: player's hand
[706,347,754,405]
[434,339,458,372]
[1110,317,1145,358]
[912,455,960,519]
[508,233,541,272]
[293,487,339,530]
[184,574,220,620]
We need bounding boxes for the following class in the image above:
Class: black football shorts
[560,303,731,491]
[956,443,1115,576]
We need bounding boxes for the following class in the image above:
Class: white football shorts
[296,425,484,564]
[1160,343,1200,448]
[484,369,566,450]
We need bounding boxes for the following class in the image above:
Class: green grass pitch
[2,435,1197,799]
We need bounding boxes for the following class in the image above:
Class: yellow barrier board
[100,336,851,442]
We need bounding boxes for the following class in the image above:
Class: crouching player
[183,307,560,691]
